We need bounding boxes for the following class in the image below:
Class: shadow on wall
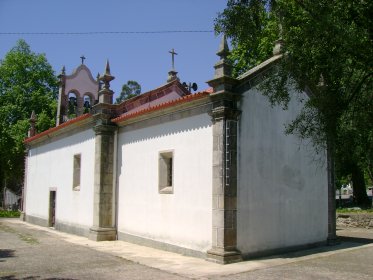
[121,114,212,145]
[28,128,95,158]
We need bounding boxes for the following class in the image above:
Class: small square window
[73,154,81,191]
[159,151,173,194]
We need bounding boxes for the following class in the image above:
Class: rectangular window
[159,151,173,194]
[73,154,81,191]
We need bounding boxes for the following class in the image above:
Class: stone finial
[58,66,66,80]
[96,72,102,91]
[217,34,229,59]
[207,34,237,93]
[104,60,112,76]
[317,73,326,88]
[213,34,232,79]
[167,69,179,82]
[273,38,284,55]
[99,60,115,90]
[28,111,37,137]
[98,60,115,104]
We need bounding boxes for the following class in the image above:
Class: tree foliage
[0,39,58,190]
[115,80,141,103]
[216,0,373,207]
[215,0,280,77]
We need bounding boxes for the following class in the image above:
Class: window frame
[73,154,81,191]
[158,150,174,194]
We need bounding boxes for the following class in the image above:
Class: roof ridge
[112,90,211,123]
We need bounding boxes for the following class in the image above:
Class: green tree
[115,80,141,103]
[0,39,58,191]
[215,0,372,207]
[215,0,280,77]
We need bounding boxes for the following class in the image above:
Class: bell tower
[56,57,100,126]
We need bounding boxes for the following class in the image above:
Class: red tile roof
[115,80,190,114]
[112,88,213,124]
[24,113,92,144]
[24,87,213,144]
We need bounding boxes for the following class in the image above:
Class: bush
[0,210,21,218]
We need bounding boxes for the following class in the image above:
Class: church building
[22,37,331,264]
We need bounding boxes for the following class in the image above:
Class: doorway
[49,191,56,227]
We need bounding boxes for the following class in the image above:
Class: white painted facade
[237,87,328,255]
[23,44,331,262]
[25,128,96,232]
[117,113,213,252]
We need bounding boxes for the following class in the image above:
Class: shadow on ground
[0,249,15,262]
[0,277,76,280]
[247,232,373,262]
[338,235,373,244]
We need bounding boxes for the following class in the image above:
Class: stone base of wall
[118,231,206,259]
[56,222,90,237]
[89,226,116,241]
[24,214,49,227]
[24,214,90,237]
[337,213,373,228]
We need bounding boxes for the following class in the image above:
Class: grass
[0,210,21,218]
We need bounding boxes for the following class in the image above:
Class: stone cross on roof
[169,48,177,70]
[80,55,86,65]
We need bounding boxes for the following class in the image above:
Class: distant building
[3,187,21,210]
[336,183,373,205]
[22,37,330,263]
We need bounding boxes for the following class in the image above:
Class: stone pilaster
[207,101,241,264]
[89,118,117,241]
[206,35,242,264]
[20,147,30,221]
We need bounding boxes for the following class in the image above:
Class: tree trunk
[351,163,370,208]
[327,139,337,244]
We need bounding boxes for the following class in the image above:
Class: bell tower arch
[56,59,100,125]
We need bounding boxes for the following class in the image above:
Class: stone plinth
[89,226,117,241]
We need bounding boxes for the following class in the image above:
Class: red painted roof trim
[24,113,92,144]
[24,87,213,143]
[115,79,190,114]
[112,88,213,124]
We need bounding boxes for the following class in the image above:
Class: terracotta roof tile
[24,86,214,143]
[112,88,212,123]
[24,113,92,144]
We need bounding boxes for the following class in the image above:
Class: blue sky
[0,0,227,97]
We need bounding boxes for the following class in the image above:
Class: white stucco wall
[25,128,95,229]
[237,87,328,255]
[117,113,212,252]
